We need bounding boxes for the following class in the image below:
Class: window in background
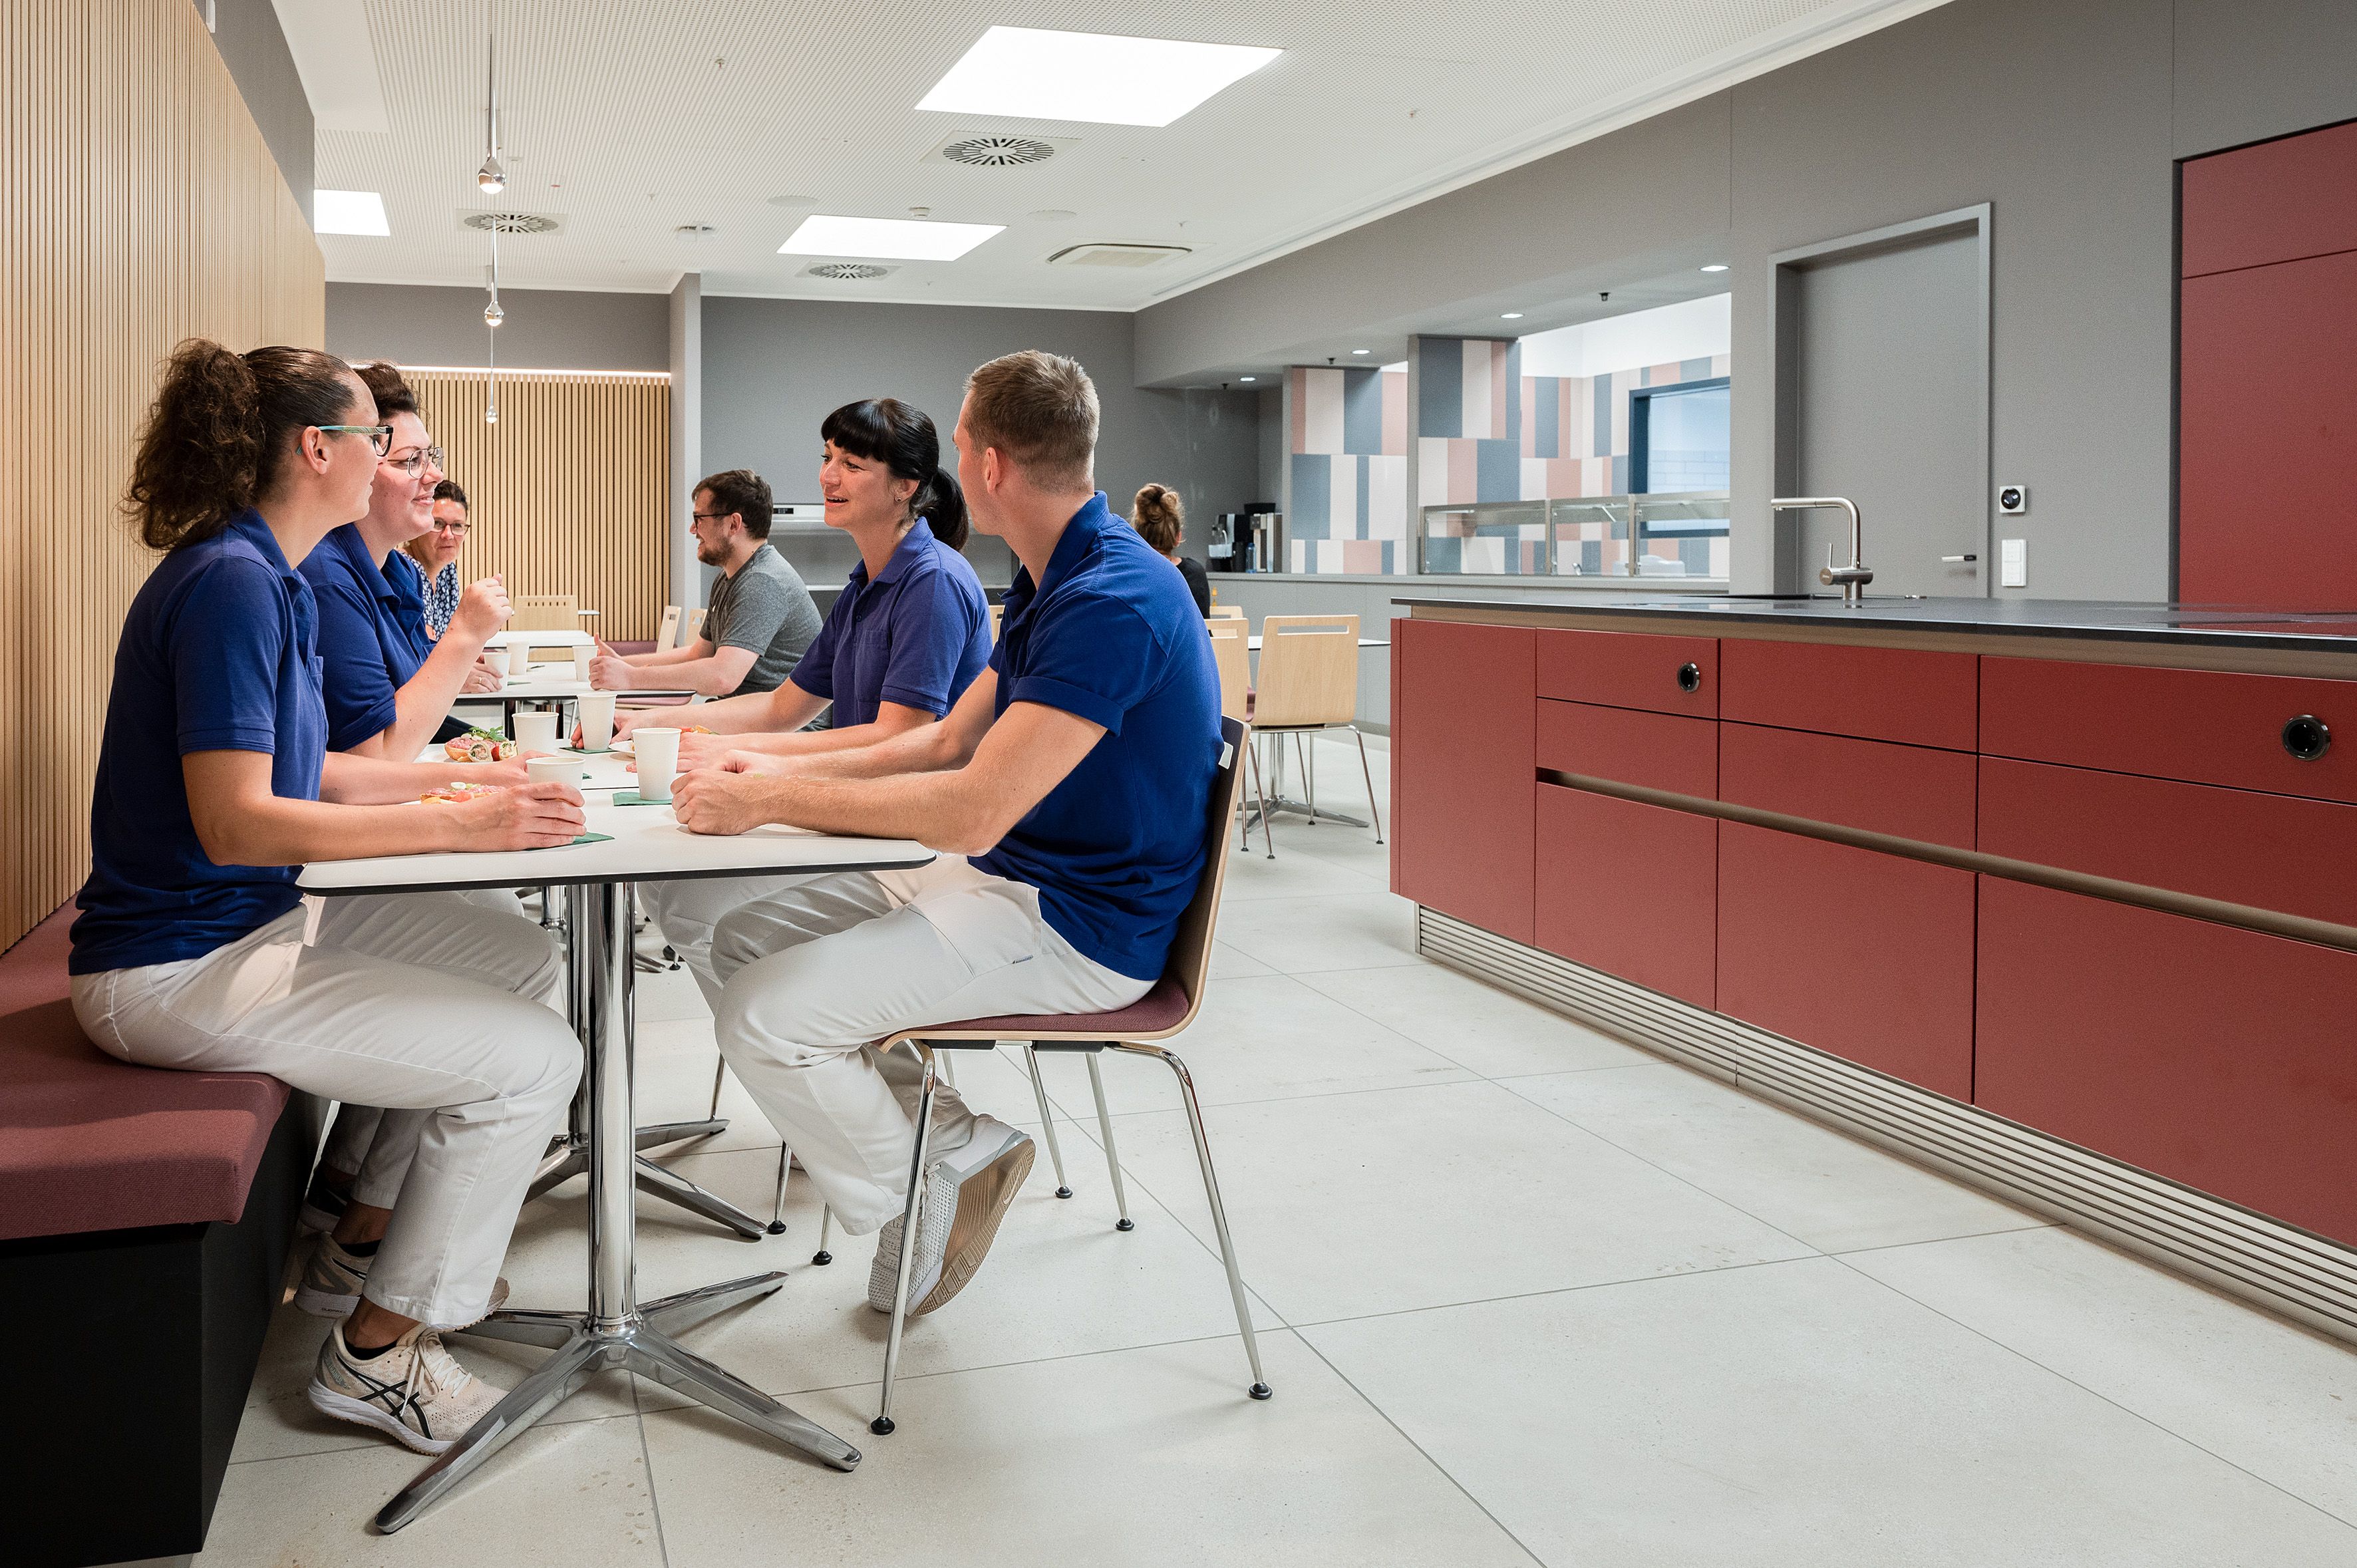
[1630,378,1730,492]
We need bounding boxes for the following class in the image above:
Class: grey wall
[326,283,670,371]
[1137,0,2357,604]
[199,0,311,216]
[699,297,1259,591]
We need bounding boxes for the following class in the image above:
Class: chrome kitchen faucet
[1772,496,1872,605]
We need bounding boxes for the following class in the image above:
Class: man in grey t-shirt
[591,468,822,697]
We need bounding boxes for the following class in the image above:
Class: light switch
[2000,538,2028,589]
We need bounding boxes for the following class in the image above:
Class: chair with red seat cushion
[862,715,1263,1436]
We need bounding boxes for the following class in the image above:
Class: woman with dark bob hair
[70,339,586,1456]
[623,396,991,999]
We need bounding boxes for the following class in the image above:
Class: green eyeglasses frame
[317,423,394,456]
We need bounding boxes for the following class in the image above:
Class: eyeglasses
[430,518,472,536]
[383,444,447,477]
[317,424,394,456]
[691,511,732,525]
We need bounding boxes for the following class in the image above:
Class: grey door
[1786,228,1986,598]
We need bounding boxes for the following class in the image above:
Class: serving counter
[1390,593,2357,1344]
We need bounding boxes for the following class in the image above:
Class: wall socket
[2000,538,2028,588]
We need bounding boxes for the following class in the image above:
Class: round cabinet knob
[1676,662,1703,694]
[2282,715,2332,761]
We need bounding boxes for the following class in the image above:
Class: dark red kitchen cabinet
[1716,822,1976,1100]
[2179,247,2357,607]
[1391,617,1535,944]
[1535,699,1716,798]
[1536,784,1715,1008]
[1535,627,1719,718]
[1718,640,1978,752]
[1976,877,2357,1247]
[1720,722,1976,850]
[2180,117,2357,279]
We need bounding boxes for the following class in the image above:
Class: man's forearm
[740,769,991,853]
[754,720,961,780]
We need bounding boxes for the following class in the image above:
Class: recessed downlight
[1700,263,1729,273]
[1499,311,1523,319]
[779,214,1003,261]
[1350,348,1369,355]
[1239,375,1257,383]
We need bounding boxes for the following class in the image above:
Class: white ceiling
[291,0,1944,312]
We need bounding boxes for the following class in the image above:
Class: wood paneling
[405,369,669,645]
[1,0,325,951]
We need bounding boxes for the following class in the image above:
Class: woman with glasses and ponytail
[620,397,991,999]
[70,340,587,1455]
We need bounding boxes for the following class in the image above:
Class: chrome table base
[375,881,858,1533]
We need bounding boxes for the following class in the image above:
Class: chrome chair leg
[1084,1052,1132,1231]
[1022,1043,1073,1199]
[707,1054,726,1120]
[940,1052,959,1088]
[1249,736,1275,860]
[813,1204,834,1266]
[1115,1042,1270,1400]
[1352,724,1385,844]
[1297,731,1317,823]
[873,1052,938,1435]
[768,1142,790,1235]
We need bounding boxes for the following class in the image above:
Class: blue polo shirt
[299,523,424,751]
[975,494,1220,981]
[72,510,329,975]
[790,518,990,727]
[383,549,438,663]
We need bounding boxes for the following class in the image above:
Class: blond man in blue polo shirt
[671,350,1220,1319]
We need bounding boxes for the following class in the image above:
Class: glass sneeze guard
[1417,491,1730,583]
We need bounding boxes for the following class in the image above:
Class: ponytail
[124,339,359,550]
[919,465,969,550]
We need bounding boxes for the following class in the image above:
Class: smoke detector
[803,261,893,281]
[461,210,561,235]
[1046,242,1191,269]
[927,134,1076,168]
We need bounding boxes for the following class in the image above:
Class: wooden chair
[862,716,1266,1435]
[679,606,707,649]
[510,592,578,665]
[1206,604,1245,621]
[1251,613,1383,852]
[1207,621,1270,852]
[656,605,681,651]
[989,602,1004,642]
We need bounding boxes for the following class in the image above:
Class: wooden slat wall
[406,370,671,645]
[0,0,325,951]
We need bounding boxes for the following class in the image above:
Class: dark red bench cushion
[0,908,289,1241]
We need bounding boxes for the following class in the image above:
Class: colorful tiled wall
[1415,337,1523,510]
[1286,365,1410,573]
[1518,355,1732,500]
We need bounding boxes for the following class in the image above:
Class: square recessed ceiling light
[918,27,1280,128]
[315,190,389,235]
[778,214,1004,261]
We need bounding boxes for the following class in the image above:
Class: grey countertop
[1392,591,2357,654]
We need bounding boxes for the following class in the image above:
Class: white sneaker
[294,1237,508,1323]
[868,1117,1034,1319]
[308,1323,504,1455]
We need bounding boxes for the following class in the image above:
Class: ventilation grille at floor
[1416,907,2357,1348]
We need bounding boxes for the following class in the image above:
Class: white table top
[485,629,595,649]
[298,799,931,895]
[416,745,638,792]
[452,664,695,706]
[1245,635,1390,651]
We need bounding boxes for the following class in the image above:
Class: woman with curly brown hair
[1130,482,1210,615]
[70,339,585,1456]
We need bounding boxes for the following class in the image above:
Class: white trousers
[71,892,578,1326]
[639,874,807,1007]
[711,858,1147,1234]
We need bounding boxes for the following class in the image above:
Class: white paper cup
[526,756,578,788]
[572,646,594,681]
[578,691,616,751]
[512,710,559,749]
[484,646,512,681]
[633,727,681,802]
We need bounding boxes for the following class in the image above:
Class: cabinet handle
[2282,714,2332,762]
[1675,661,1702,693]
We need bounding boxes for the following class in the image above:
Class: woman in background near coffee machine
[1130,482,1210,615]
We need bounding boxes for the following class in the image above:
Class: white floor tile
[1307,1257,2357,1567]
[202,1412,661,1566]
[1212,890,1422,975]
[1105,1078,1813,1323]
[1507,1062,2045,1253]
[1299,962,1657,1078]
[1846,1226,2357,1525]
[638,1332,1536,1568]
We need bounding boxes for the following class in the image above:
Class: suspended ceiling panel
[295,0,1947,309]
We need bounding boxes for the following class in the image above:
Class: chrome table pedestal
[375,882,860,1533]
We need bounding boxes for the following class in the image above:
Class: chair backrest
[510,593,577,633]
[680,606,708,648]
[1165,715,1250,1011]
[1206,620,1251,722]
[990,601,1005,642]
[1253,613,1359,728]
[657,605,681,649]
[1206,604,1245,621]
